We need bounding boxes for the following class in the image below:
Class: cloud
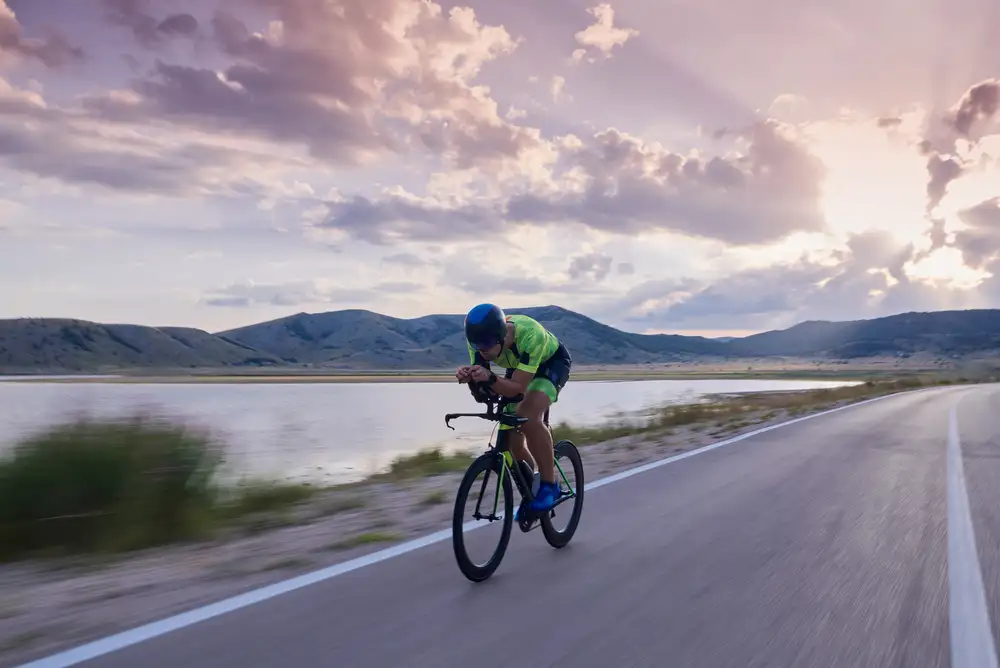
[920,79,1000,216]
[316,119,828,246]
[382,252,430,267]
[588,276,701,326]
[876,116,902,128]
[949,79,999,138]
[0,76,313,198]
[925,154,963,214]
[617,228,985,332]
[103,0,199,47]
[955,197,1000,269]
[378,281,423,293]
[450,271,547,295]
[570,3,638,65]
[654,261,838,325]
[0,195,21,232]
[567,251,612,281]
[0,0,83,68]
[436,247,615,300]
[321,191,505,245]
[85,0,545,175]
[201,278,421,307]
[550,75,567,102]
[505,120,827,245]
[505,105,527,121]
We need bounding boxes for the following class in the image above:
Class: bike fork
[472,455,505,522]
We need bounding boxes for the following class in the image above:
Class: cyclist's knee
[517,408,545,427]
[522,414,546,429]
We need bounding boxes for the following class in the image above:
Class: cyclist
[455,303,572,513]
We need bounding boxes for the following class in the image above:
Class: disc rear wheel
[540,439,584,548]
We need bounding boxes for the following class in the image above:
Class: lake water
[0,378,856,484]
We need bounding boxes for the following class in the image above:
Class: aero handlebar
[444,384,526,430]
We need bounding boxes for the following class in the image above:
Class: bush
[0,414,224,560]
[377,448,475,480]
[221,480,318,518]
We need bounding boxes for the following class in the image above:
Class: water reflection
[0,378,856,484]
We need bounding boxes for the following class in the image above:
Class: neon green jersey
[467,314,560,374]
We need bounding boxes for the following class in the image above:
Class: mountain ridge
[1,306,999,372]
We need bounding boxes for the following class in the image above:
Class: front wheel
[452,453,514,582]
[541,439,585,549]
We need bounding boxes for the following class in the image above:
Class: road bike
[445,387,585,582]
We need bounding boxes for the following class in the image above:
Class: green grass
[316,495,366,516]
[418,490,448,507]
[259,557,312,571]
[0,414,223,561]
[0,414,326,561]
[0,414,479,561]
[373,447,476,481]
[1,630,46,653]
[220,480,319,518]
[551,420,648,446]
[326,531,402,551]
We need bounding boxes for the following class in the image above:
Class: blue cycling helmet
[464,303,507,349]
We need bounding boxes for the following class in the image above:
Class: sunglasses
[472,337,502,351]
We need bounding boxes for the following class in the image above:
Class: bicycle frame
[445,389,577,526]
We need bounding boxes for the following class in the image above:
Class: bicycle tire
[452,453,514,582]
[540,439,584,549]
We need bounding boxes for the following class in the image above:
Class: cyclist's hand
[468,366,490,383]
[469,381,491,403]
[455,366,473,383]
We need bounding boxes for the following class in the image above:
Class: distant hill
[214,306,729,369]
[2,307,1000,373]
[0,319,282,373]
[725,310,1000,358]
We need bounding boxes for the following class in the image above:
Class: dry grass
[419,490,449,506]
[326,531,402,551]
[220,480,319,518]
[371,448,476,481]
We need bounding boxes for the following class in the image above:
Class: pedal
[515,502,540,532]
[518,515,540,532]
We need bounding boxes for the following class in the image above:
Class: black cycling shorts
[504,342,572,402]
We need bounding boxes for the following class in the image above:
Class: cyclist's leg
[503,403,534,470]
[521,349,571,511]
[517,388,555,482]
[497,367,534,469]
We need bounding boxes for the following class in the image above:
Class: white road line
[948,398,999,668]
[16,386,939,668]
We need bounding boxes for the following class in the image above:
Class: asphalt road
[21,384,1000,668]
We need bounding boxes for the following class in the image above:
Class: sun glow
[801,112,996,290]
[804,114,930,243]
[904,246,991,289]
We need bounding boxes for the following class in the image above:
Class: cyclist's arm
[486,328,541,397]
[467,342,491,370]
[464,343,494,401]
[488,369,533,398]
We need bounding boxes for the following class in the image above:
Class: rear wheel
[452,453,514,581]
[541,439,584,549]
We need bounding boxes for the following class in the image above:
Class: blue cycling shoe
[529,481,560,512]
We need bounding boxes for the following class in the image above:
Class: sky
[0,0,998,338]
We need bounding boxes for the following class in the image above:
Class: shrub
[378,448,475,480]
[0,413,223,560]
